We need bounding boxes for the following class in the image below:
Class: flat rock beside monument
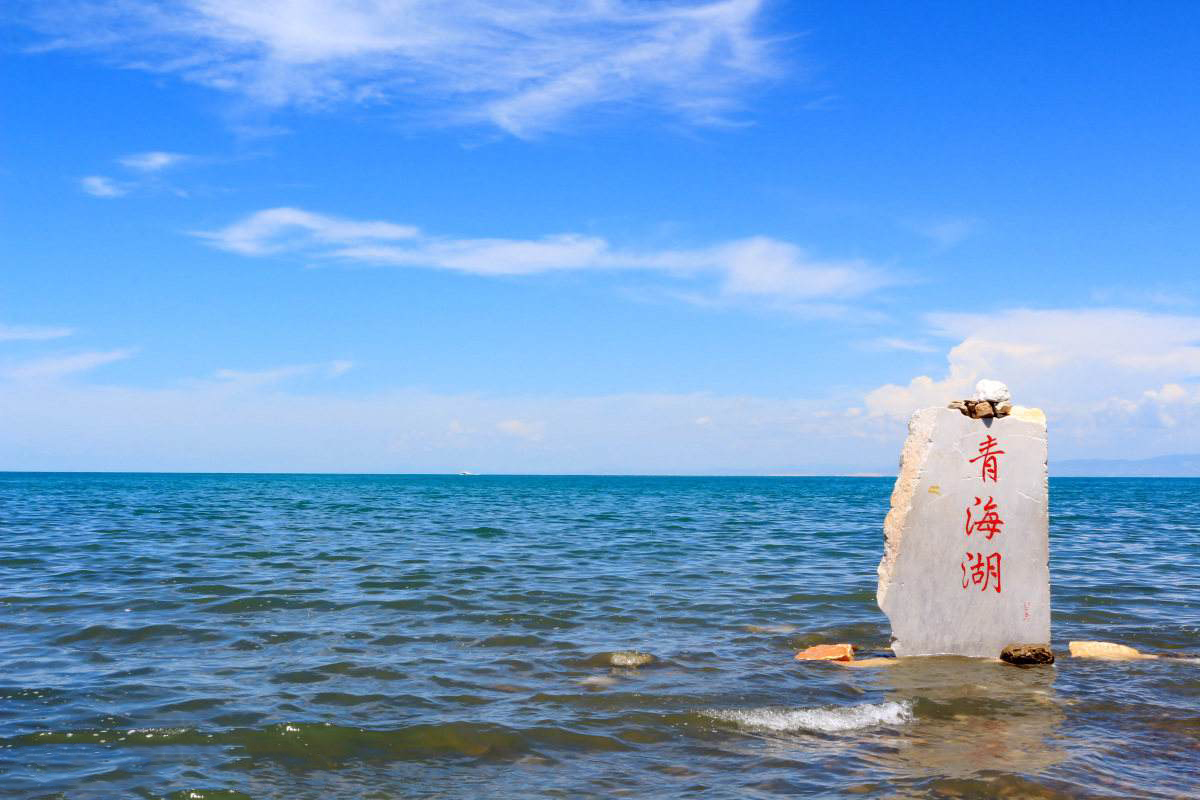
[794,643,855,662]
[1068,641,1156,660]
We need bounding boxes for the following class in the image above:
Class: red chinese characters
[969,434,1005,482]
[961,551,1002,593]
[965,496,1004,540]
[961,434,1005,593]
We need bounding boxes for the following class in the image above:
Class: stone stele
[877,405,1049,658]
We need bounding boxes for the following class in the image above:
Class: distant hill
[1052,454,1200,477]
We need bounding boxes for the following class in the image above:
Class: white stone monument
[877,380,1050,658]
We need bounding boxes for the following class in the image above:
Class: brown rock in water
[971,400,995,418]
[608,650,656,667]
[1068,641,1157,660]
[1000,643,1055,665]
[794,643,855,662]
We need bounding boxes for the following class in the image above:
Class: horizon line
[2,470,1197,479]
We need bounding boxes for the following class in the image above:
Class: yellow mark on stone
[928,485,941,495]
[1011,405,1046,425]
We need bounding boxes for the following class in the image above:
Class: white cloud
[866,337,937,353]
[910,217,979,250]
[2,349,134,381]
[201,207,418,256]
[199,207,889,304]
[496,418,543,441]
[0,380,896,473]
[119,150,187,172]
[80,175,127,197]
[23,0,776,136]
[8,308,1200,470]
[210,359,354,388]
[81,150,194,199]
[0,323,74,342]
[863,308,1200,458]
[1109,382,1200,429]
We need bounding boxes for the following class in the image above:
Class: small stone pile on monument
[876,379,1051,660]
[947,378,1015,419]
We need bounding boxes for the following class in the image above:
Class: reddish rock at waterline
[794,644,855,662]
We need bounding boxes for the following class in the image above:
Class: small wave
[53,624,222,646]
[704,700,913,733]
[463,526,509,537]
[0,721,611,762]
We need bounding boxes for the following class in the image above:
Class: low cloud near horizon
[4,307,1200,472]
[866,309,1200,448]
[0,379,882,474]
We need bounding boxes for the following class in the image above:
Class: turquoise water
[1,474,1197,798]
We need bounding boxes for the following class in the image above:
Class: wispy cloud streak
[21,0,776,136]
[210,360,354,388]
[198,207,891,305]
[119,151,187,172]
[80,175,128,198]
[0,323,75,342]
[2,349,134,382]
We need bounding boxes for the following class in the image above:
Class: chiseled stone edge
[876,407,938,610]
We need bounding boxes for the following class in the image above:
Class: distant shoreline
[3,469,1200,478]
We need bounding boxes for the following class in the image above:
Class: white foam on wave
[704,700,913,733]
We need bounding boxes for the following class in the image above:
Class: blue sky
[4,1,1200,472]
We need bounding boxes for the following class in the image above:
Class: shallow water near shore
[1,473,1197,798]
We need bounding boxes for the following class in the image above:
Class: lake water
[1,474,1197,798]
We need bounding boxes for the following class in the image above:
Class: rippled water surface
[1,474,1198,798]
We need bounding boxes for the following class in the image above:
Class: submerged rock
[578,675,617,689]
[836,656,898,668]
[794,643,855,662]
[744,624,797,634]
[1068,641,1157,660]
[1001,643,1055,665]
[608,650,656,667]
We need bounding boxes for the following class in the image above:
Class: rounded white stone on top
[972,379,1011,404]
